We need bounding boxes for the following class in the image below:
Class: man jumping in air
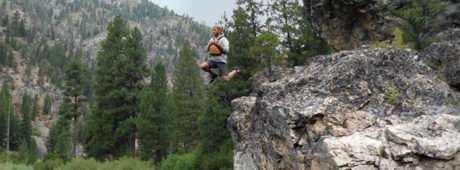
[200,25,240,82]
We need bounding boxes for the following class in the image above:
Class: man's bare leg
[223,69,240,81]
[200,62,210,72]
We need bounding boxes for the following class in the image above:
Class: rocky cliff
[302,0,460,50]
[228,29,460,169]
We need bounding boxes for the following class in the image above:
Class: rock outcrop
[302,0,391,50]
[421,29,460,90]
[302,0,460,50]
[228,46,460,169]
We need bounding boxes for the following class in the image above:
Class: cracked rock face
[302,0,393,50]
[301,0,460,51]
[421,29,460,91]
[228,47,460,170]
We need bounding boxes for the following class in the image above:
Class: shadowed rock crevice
[453,84,460,92]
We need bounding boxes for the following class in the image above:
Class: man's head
[212,25,223,37]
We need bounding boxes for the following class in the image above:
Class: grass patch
[385,81,400,105]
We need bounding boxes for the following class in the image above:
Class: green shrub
[393,0,447,50]
[0,152,23,164]
[385,81,400,105]
[33,159,65,170]
[101,157,154,170]
[392,27,409,49]
[200,143,233,170]
[55,157,155,170]
[160,151,199,170]
[0,162,34,170]
[372,27,409,49]
[57,158,99,170]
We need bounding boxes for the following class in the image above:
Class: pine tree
[0,43,9,66]
[292,18,330,65]
[0,83,21,151]
[84,16,147,159]
[1,0,6,10]
[138,63,170,162]
[84,15,130,159]
[227,7,257,78]
[250,31,279,76]
[12,11,20,37]
[172,42,205,153]
[0,84,9,148]
[42,94,52,115]
[393,0,447,49]
[19,19,26,37]
[63,59,85,158]
[8,107,21,151]
[47,102,71,160]
[269,0,299,49]
[20,93,33,145]
[199,82,231,153]
[19,93,37,164]
[236,0,263,37]
[1,15,8,28]
[31,95,38,120]
[269,0,329,66]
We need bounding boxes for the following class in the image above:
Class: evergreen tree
[1,0,6,10]
[12,11,20,37]
[63,59,86,158]
[269,0,329,66]
[31,95,38,120]
[172,42,205,153]
[0,42,13,67]
[0,84,9,148]
[19,19,26,37]
[269,0,299,49]
[2,15,8,27]
[198,81,233,170]
[84,15,130,160]
[84,16,147,159]
[227,7,257,78]
[42,94,52,115]
[393,0,447,49]
[47,102,71,160]
[250,31,279,76]
[138,63,170,162]
[0,83,21,151]
[292,18,330,65]
[19,93,37,164]
[20,93,33,145]
[199,83,231,153]
[236,0,263,37]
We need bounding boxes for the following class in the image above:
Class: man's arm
[221,38,229,54]
[206,38,213,52]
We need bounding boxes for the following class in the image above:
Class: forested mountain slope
[0,0,209,115]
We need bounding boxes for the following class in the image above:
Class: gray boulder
[421,29,460,90]
[228,47,460,170]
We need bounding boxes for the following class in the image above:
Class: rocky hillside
[0,0,209,158]
[0,0,209,115]
[228,29,460,169]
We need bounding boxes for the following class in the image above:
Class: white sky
[150,0,237,26]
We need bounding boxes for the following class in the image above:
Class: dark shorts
[208,60,229,76]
